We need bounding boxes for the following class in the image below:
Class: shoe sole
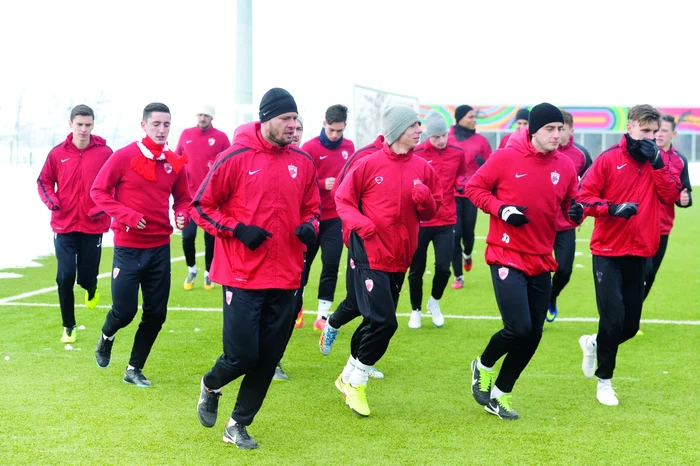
[348,405,370,417]
[96,358,110,369]
[123,379,150,388]
[223,435,258,449]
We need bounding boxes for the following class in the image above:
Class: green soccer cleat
[85,290,100,310]
[61,326,76,343]
[470,358,494,406]
[345,384,370,417]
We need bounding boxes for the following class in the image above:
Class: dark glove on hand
[639,139,664,169]
[294,221,317,247]
[568,198,584,224]
[233,223,272,250]
[608,202,638,220]
[498,205,529,227]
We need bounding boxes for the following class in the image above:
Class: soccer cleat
[197,378,221,427]
[408,310,422,329]
[223,422,258,450]
[451,277,464,289]
[546,303,558,322]
[273,363,288,381]
[313,317,326,332]
[345,384,370,417]
[428,300,444,327]
[579,335,597,378]
[470,358,494,406]
[319,321,339,355]
[294,308,304,329]
[95,335,114,368]
[183,272,197,291]
[596,383,619,406]
[636,328,644,336]
[463,253,473,272]
[85,289,100,310]
[485,394,520,420]
[368,366,384,379]
[61,326,76,343]
[335,374,347,396]
[203,274,215,290]
[123,367,151,387]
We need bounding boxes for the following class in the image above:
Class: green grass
[1,207,699,465]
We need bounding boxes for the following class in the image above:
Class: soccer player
[175,105,230,291]
[498,107,530,149]
[301,105,355,330]
[334,104,442,417]
[578,105,680,406]
[192,88,320,449]
[467,103,582,420]
[408,110,466,328]
[91,102,191,387]
[37,104,112,343]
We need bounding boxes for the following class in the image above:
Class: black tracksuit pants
[203,287,296,426]
[303,217,343,302]
[327,255,361,329]
[592,255,646,380]
[182,219,214,272]
[550,228,576,307]
[408,225,454,310]
[480,265,551,393]
[101,244,171,370]
[54,232,103,329]
[452,197,478,277]
[644,235,669,300]
[350,268,405,367]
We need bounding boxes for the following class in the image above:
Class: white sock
[227,417,238,427]
[491,385,507,399]
[103,333,115,341]
[127,364,135,371]
[318,299,332,319]
[205,270,210,278]
[455,275,463,281]
[341,355,356,383]
[477,357,493,372]
[349,359,370,387]
[188,265,197,274]
[428,296,439,307]
[597,378,611,388]
[412,308,421,313]
[465,254,471,260]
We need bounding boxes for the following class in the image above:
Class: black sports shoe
[223,422,258,450]
[123,367,151,387]
[470,358,494,406]
[485,394,520,420]
[197,378,221,428]
[95,335,114,368]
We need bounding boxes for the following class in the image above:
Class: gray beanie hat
[296,114,304,129]
[382,104,421,145]
[424,111,448,138]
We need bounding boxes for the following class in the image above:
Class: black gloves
[625,134,663,169]
[498,205,529,227]
[608,202,638,220]
[233,223,272,250]
[568,198,584,224]
[295,221,317,247]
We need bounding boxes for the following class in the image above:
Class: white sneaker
[597,382,619,406]
[427,298,444,327]
[579,334,596,378]
[408,310,422,329]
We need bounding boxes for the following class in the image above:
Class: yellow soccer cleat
[85,290,100,310]
[345,384,370,417]
[61,326,77,343]
[203,274,215,290]
[183,272,196,291]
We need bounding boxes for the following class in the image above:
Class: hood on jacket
[506,127,556,159]
[61,133,107,150]
[233,121,293,155]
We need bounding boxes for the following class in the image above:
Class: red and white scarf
[130,136,188,181]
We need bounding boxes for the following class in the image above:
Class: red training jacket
[189,122,321,290]
[466,129,578,276]
[335,144,443,273]
[37,134,113,234]
[659,146,687,235]
[301,136,355,221]
[90,141,191,248]
[447,126,492,198]
[175,125,230,196]
[555,137,586,231]
[413,140,467,227]
[579,135,681,257]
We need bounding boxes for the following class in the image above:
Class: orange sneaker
[313,317,327,332]
[294,308,304,329]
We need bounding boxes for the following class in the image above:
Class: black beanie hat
[454,105,474,124]
[259,88,298,123]
[515,108,530,121]
[528,103,564,135]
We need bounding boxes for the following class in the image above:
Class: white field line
[0,302,696,326]
[0,252,204,304]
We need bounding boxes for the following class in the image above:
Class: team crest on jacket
[498,267,509,280]
[350,258,355,269]
[164,162,173,174]
[208,138,215,146]
[551,171,560,185]
[374,176,384,184]
[365,279,374,292]
[113,267,120,279]
[288,164,298,179]
[226,290,233,305]
[342,150,349,160]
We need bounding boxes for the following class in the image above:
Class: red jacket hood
[233,121,295,155]
[506,127,558,160]
[381,142,415,161]
[61,133,107,150]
